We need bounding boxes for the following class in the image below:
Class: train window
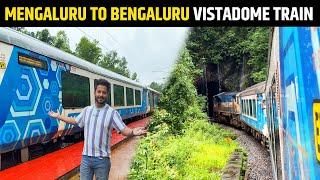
[253,99,256,118]
[114,84,125,106]
[154,95,158,107]
[126,87,134,106]
[94,79,111,105]
[249,99,253,117]
[247,99,250,116]
[248,99,250,116]
[241,100,243,113]
[149,92,154,108]
[135,90,141,105]
[242,99,246,114]
[245,99,249,115]
[18,53,48,70]
[62,72,90,108]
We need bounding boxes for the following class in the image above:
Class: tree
[131,72,139,82]
[53,31,72,53]
[75,36,102,64]
[186,27,269,90]
[35,29,54,45]
[149,81,163,92]
[98,50,133,79]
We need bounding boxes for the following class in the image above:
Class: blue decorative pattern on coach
[0,46,67,153]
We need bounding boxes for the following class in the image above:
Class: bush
[156,49,202,134]
[128,120,238,180]
[129,48,239,179]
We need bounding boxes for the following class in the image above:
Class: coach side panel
[239,93,268,136]
[279,27,320,179]
[0,43,71,153]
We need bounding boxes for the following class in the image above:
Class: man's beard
[95,96,106,105]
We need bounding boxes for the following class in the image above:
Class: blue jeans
[80,155,111,180]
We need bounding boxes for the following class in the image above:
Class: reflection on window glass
[135,90,141,105]
[126,87,134,106]
[62,72,90,108]
[114,84,124,106]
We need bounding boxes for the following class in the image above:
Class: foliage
[186,27,269,89]
[129,42,239,179]
[53,31,72,53]
[242,27,269,83]
[149,81,163,92]
[97,50,132,79]
[160,50,201,115]
[131,72,138,82]
[35,29,55,45]
[150,49,203,134]
[75,36,102,64]
[129,120,238,180]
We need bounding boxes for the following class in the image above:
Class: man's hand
[132,127,147,136]
[48,111,60,118]
[48,111,77,124]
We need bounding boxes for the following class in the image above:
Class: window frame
[126,87,134,106]
[135,89,142,106]
[61,72,90,109]
[113,84,125,107]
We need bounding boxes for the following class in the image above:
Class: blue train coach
[0,27,160,170]
[237,81,269,145]
[266,27,320,180]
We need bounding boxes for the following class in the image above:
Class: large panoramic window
[62,72,90,108]
[149,92,154,108]
[126,87,134,106]
[249,99,252,117]
[252,99,256,118]
[135,90,141,105]
[114,84,125,106]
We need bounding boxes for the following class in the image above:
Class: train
[213,81,269,146]
[213,27,320,180]
[0,27,160,170]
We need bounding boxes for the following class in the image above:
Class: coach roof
[0,27,143,88]
[238,81,266,97]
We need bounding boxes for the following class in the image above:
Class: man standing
[48,79,146,180]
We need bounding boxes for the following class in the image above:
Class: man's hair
[95,79,110,91]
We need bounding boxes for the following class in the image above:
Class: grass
[128,120,238,180]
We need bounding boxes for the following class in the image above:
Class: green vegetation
[129,49,238,179]
[129,119,238,180]
[186,27,269,90]
[148,81,163,93]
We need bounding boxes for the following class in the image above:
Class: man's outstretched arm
[121,127,147,137]
[48,111,77,124]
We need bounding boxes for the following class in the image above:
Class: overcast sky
[26,27,189,85]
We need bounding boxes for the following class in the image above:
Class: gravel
[217,123,274,180]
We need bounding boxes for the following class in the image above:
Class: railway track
[217,123,273,180]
